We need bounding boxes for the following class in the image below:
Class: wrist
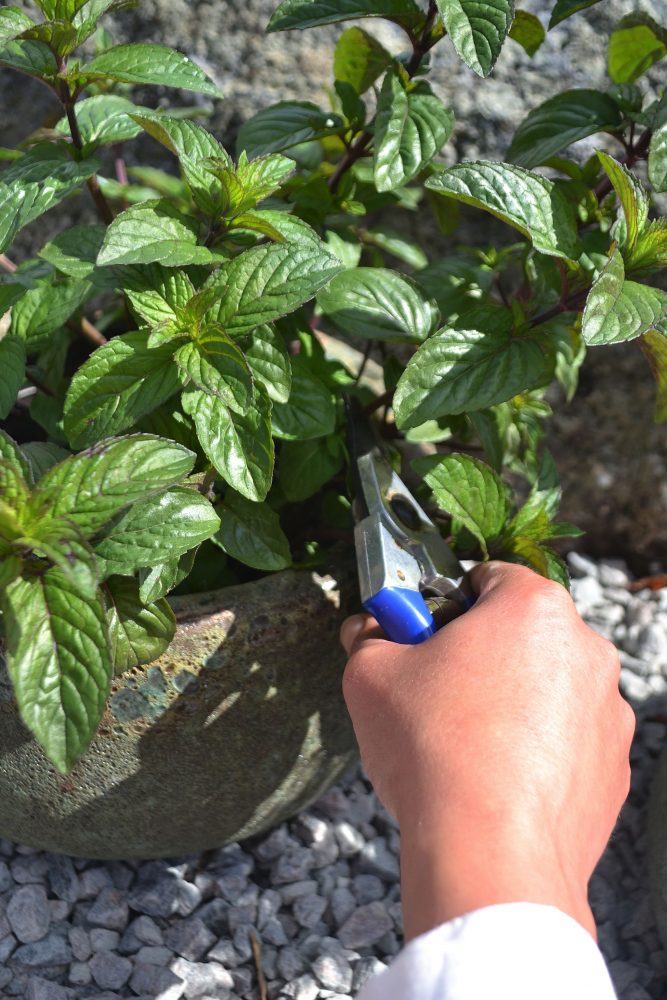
[398,804,595,942]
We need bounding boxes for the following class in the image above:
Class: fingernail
[340,615,366,655]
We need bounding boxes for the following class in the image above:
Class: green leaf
[434,0,513,77]
[0,7,34,43]
[548,0,601,29]
[21,517,100,600]
[236,102,344,159]
[413,452,509,556]
[214,491,291,571]
[31,435,195,537]
[542,547,570,587]
[39,225,106,279]
[508,10,545,56]
[278,434,344,501]
[581,246,667,346]
[317,267,438,342]
[205,241,342,336]
[596,150,649,252]
[426,161,580,260]
[507,90,622,168]
[203,151,294,218]
[94,486,220,577]
[361,225,429,270]
[97,200,221,267]
[608,13,667,84]
[267,0,424,32]
[0,39,58,80]
[138,547,197,604]
[641,329,667,422]
[0,429,31,507]
[11,273,93,347]
[104,576,175,674]
[120,264,196,332]
[649,123,667,193]
[415,254,494,320]
[182,385,274,501]
[239,324,292,404]
[0,335,25,418]
[333,26,392,95]
[374,71,455,192]
[20,442,70,481]
[271,354,336,440]
[628,219,667,274]
[0,553,22,590]
[1,570,112,774]
[0,145,100,253]
[174,337,252,412]
[393,306,553,428]
[63,331,181,448]
[81,43,221,96]
[56,95,146,153]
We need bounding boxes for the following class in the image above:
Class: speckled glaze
[0,565,358,859]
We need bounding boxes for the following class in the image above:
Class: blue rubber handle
[363,587,436,645]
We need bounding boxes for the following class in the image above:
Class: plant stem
[0,253,17,274]
[328,0,442,193]
[594,127,652,201]
[66,317,108,347]
[63,90,115,225]
[528,286,589,328]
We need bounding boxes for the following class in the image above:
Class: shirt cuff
[358,902,618,1000]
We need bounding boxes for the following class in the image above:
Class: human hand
[340,561,634,942]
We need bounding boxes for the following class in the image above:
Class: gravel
[0,552,666,999]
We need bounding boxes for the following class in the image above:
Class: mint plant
[0,0,666,773]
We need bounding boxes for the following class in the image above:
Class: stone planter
[0,564,358,859]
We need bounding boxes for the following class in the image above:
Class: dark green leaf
[214,491,291,571]
[0,553,22,590]
[20,442,70,481]
[548,0,601,29]
[317,267,438,342]
[393,306,553,428]
[267,0,424,32]
[31,434,195,537]
[278,434,344,501]
[641,328,667,422]
[333,26,392,94]
[10,273,93,346]
[508,10,545,56]
[1,569,112,774]
[174,337,252,411]
[434,0,513,76]
[469,409,504,470]
[104,576,175,674]
[97,200,221,267]
[649,123,667,193]
[239,324,292,404]
[39,225,106,279]
[81,43,221,96]
[608,13,667,83]
[56,95,146,152]
[0,335,25,418]
[205,240,342,336]
[374,71,455,192]
[182,385,274,501]
[507,90,622,168]
[95,486,220,577]
[138,547,198,604]
[0,39,58,80]
[426,161,580,260]
[63,331,181,448]
[271,354,336,440]
[413,452,509,556]
[236,102,344,159]
[414,254,494,320]
[361,225,428,270]
[581,246,667,346]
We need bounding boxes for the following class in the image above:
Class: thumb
[339,614,387,656]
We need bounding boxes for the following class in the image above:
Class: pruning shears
[346,396,474,645]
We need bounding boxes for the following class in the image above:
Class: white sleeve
[358,903,618,1000]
